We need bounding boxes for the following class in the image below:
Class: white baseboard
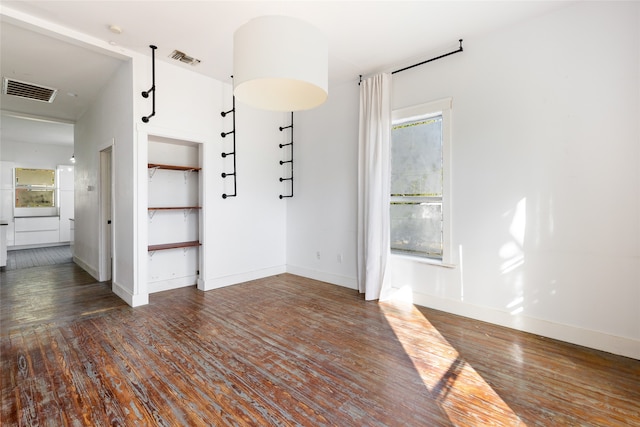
[112,281,148,307]
[72,255,99,281]
[285,265,357,290]
[148,275,197,294]
[199,265,287,291]
[412,291,640,360]
[73,255,149,307]
[9,242,67,251]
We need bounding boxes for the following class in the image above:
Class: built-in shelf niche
[147,137,201,293]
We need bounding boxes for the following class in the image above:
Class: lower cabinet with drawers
[14,216,60,246]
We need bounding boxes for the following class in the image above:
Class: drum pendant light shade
[233,16,328,111]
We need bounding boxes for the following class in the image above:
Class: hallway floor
[3,245,72,270]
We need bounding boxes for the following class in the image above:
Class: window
[14,168,56,208]
[390,98,451,262]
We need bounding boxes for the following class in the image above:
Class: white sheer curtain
[357,73,392,301]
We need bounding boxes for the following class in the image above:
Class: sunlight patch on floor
[380,302,527,426]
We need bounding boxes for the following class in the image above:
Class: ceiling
[0,1,574,146]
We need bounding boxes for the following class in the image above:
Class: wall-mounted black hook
[221,95,237,199]
[279,112,294,199]
[141,45,157,123]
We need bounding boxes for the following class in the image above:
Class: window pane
[390,201,442,259]
[391,116,442,196]
[15,189,56,208]
[15,168,55,187]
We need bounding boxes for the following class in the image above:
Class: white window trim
[391,97,453,267]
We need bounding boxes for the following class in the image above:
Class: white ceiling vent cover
[169,50,201,66]
[2,77,58,103]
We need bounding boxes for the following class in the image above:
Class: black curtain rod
[393,39,463,74]
[359,39,463,84]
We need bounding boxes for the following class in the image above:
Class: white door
[99,147,113,281]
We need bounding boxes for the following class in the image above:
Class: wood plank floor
[1,263,639,426]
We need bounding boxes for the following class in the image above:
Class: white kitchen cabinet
[14,216,60,246]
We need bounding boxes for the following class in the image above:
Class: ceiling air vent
[169,50,201,66]
[2,77,58,103]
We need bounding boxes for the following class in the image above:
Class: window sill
[390,252,456,269]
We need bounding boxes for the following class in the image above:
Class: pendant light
[233,16,328,112]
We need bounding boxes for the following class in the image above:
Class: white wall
[1,141,73,168]
[294,2,640,359]
[286,80,360,288]
[74,59,134,288]
[133,59,286,301]
[203,86,287,289]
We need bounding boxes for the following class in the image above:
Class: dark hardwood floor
[1,263,639,426]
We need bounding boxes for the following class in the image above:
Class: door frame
[99,145,113,282]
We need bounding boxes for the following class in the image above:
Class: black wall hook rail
[279,112,294,199]
[142,45,158,122]
[221,95,237,199]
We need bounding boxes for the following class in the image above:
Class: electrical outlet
[337,254,343,263]
[316,251,321,260]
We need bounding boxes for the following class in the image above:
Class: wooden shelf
[148,207,201,211]
[148,163,201,171]
[148,241,201,252]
